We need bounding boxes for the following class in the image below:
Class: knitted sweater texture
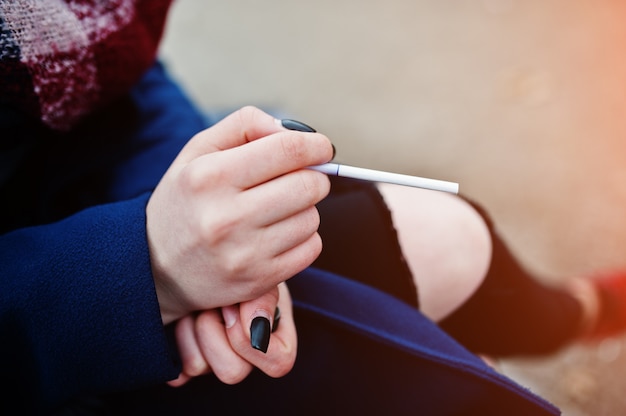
[0,0,172,130]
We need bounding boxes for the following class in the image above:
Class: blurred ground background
[159,1,626,414]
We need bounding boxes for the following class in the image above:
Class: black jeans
[315,179,582,357]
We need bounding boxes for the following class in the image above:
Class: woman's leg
[314,177,419,307]
[378,184,597,356]
[377,183,492,322]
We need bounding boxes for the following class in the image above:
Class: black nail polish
[281,119,336,159]
[281,119,316,133]
[250,316,271,353]
[272,307,281,333]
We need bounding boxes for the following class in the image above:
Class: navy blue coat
[0,63,559,415]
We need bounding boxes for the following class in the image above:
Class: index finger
[217,130,333,189]
[178,106,283,164]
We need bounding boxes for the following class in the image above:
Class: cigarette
[308,163,459,194]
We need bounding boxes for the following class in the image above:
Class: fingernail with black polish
[272,307,281,333]
[281,119,317,133]
[250,316,271,353]
[280,119,336,159]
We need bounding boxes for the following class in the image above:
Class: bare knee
[377,183,492,322]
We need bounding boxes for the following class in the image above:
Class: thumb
[222,287,280,354]
[222,284,296,378]
[241,287,280,354]
[178,106,283,163]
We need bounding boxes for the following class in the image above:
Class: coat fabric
[103,268,561,416]
[0,62,193,414]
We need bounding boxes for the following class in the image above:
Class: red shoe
[574,272,626,341]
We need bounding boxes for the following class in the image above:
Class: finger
[271,231,324,280]
[178,106,284,163]
[188,129,333,193]
[195,307,254,385]
[242,168,330,227]
[256,206,322,258]
[227,130,333,190]
[226,284,297,378]
[179,106,281,161]
[273,283,295,339]
[237,231,323,293]
[167,372,192,388]
[239,287,280,353]
[173,315,211,379]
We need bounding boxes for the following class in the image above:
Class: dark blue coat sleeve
[0,192,180,412]
[0,62,210,414]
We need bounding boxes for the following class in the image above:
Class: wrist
[153,275,184,325]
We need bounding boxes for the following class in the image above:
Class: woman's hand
[168,283,296,386]
[146,106,333,324]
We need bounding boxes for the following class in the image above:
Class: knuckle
[301,233,323,267]
[220,245,257,278]
[198,205,247,253]
[183,357,208,377]
[297,207,321,237]
[181,162,225,194]
[296,170,330,204]
[221,255,248,280]
[180,164,206,193]
[239,105,261,118]
[266,350,297,378]
[215,364,250,385]
[200,214,236,247]
[285,233,322,275]
[220,251,270,293]
[237,106,262,139]
[308,233,323,260]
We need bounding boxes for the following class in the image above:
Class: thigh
[377,183,491,321]
[313,176,419,307]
